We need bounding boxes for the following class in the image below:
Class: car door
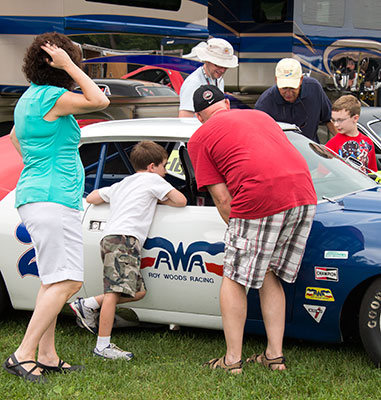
[79,138,227,328]
[82,202,226,317]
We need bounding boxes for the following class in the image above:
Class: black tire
[359,277,381,367]
[0,273,11,317]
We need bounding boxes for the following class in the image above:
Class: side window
[79,141,136,195]
[177,144,214,207]
[79,143,103,195]
[80,140,183,196]
[79,139,217,204]
[317,123,335,145]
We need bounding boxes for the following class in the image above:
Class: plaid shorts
[100,235,146,297]
[223,205,316,289]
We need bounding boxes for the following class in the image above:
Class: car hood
[341,186,381,213]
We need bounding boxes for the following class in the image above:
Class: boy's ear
[146,162,155,172]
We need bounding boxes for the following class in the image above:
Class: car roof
[80,117,299,143]
[80,118,202,143]
[358,107,381,124]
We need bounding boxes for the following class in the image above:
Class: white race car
[2,118,381,366]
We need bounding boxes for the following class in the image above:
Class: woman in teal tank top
[3,32,109,383]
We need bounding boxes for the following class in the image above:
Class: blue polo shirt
[254,76,332,143]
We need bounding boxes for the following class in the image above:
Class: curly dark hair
[22,32,82,90]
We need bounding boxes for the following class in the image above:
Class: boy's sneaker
[69,297,98,335]
[93,343,134,360]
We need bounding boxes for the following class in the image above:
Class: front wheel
[359,277,381,367]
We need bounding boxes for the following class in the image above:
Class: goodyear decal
[305,287,335,302]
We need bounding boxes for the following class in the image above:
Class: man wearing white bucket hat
[178,38,238,117]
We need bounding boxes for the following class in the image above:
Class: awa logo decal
[141,237,224,276]
[15,226,225,281]
[305,287,335,302]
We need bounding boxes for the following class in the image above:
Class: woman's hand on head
[40,43,74,71]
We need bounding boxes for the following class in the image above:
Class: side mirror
[346,155,363,170]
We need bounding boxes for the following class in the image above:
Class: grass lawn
[1,310,381,400]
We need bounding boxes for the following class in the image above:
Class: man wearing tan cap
[178,38,238,117]
[255,58,336,142]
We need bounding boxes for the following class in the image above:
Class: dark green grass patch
[1,311,381,400]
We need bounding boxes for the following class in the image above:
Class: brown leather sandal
[246,352,286,370]
[203,356,243,374]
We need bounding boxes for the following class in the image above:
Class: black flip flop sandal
[2,353,46,383]
[36,359,85,373]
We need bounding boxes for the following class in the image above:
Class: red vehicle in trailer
[121,66,187,95]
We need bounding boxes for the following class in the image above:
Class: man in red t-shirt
[326,95,377,173]
[188,85,317,373]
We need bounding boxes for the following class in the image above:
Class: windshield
[286,131,378,201]
[136,86,178,97]
[367,119,381,137]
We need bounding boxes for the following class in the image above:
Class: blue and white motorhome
[0,0,380,103]
[0,0,208,93]
[208,0,381,105]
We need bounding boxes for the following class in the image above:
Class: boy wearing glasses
[325,95,377,172]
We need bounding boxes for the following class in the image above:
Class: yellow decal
[305,287,335,302]
[166,149,184,175]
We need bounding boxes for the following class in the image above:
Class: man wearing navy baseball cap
[188,84,317,373]
[255,58,336,142]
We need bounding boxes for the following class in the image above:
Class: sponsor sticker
[305,287,335,302]
[303,304,326,323]
[314,267,339,282]
[324,250,348,259]
[166,149,184,176]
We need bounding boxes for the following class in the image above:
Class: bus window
[353,0,381,31]
[252,0,288,23]
[86,0,181,11]
[302,0,345,27]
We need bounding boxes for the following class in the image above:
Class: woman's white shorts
[18,202,84,285]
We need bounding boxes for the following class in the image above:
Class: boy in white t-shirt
[70,141,187,359]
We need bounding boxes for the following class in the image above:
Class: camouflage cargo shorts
[100,235,146,297]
